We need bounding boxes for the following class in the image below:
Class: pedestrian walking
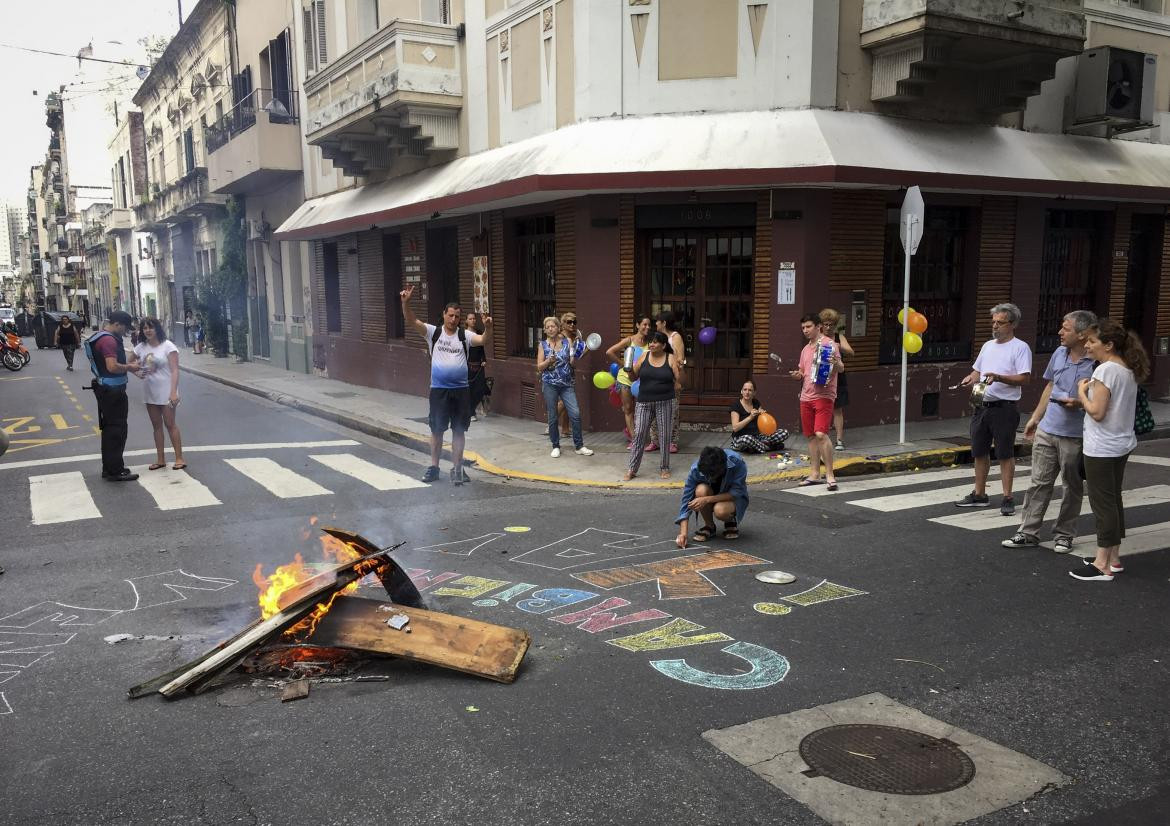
[819,308,855,451]
[649,310,687,454]
[183,310,193,348]
[1069,318,1150,582]
[606,316,653,447]
[623,331,680,480]
[537,316,593,459]
[193,314,205,354]
[1002,310,1096,553]
[84,310,140,482]
[788,313,844,490]
[132,318,186,471]
[729,379,788,453]
[464,311,490,421]
[54,314,80,371]
[675,446,750,547]
[956,303,1033,515]
[401,285,492,485]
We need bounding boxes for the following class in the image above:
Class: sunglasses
[564,319,577,324]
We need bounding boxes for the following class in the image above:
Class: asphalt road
[1,338,1168,826]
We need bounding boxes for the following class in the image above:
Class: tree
[194,196,248,358]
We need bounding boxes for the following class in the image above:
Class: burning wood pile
[129,528,531,700]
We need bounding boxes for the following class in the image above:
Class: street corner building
[132,0,1167,431]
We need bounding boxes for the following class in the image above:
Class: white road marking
[1129,455,1170,467]
[787,466,1003,497]
[929,484,1170,531]
[1040,521,1170,558]
[225,458,332,498]
[850,473,1031,512]
[309,453,427,490]
[29,472,101,525]
[131,466,221,510]
[0,440,361,472]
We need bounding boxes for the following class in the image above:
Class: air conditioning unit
[247,219,271,240]
[1074,46,1156,126]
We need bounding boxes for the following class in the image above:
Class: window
[303,0,329,75]
[382,234,403,339]
[323,241,341,333]
[513,216,556,357]
[183,128,196,174]
[421,0,450,23]
[881,206,970,363]
[1037,210,1105,354]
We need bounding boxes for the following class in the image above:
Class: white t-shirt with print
[972,337,1032,402]
[1082,361,1138,458]
[424,323,484,389]
[133,340,180,406]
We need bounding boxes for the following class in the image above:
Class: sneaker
[1000,495,1016,516]
[626,441,633,450]
[645,442,659,452]
[450,467,466,486]
[550,447,561,458]
[834,440,844,451]
[669,443,678,454]
[623,426,631,440]
[1082,557,1124,573]
[470,415,478,422]
[1001,532,1038,548]
[1069,561,1113,581]
[1053,537,1074,554]
[421,465,440,483]
[575,446,594,456]
[955,492,990,508]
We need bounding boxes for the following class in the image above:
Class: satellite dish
[136,65,149,80]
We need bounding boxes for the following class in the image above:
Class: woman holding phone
[133,317,186,471]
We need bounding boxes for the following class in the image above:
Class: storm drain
[799,724,976,795]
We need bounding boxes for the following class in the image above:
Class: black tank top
[637,356,675,403]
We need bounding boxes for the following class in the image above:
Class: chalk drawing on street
[780,580,868,607]
[509,528,689,571]
[413,533,505,557]
[504,526,531,533]
[124,569,238,611]
[650,642,790,691]
[753,602,793,615]
[572,550,771,600]
[0,631,77,669]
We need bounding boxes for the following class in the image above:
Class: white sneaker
[575,446,594,456]
[550,447,561,458]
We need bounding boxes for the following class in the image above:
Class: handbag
[1134,386,1154,435]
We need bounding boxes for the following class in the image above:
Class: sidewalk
[182,356,1170,490]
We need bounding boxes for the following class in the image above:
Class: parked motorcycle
[4,327,30,366]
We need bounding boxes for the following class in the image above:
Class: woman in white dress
[133,318,186,471]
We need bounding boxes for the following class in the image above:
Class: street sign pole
[898,186,924,445]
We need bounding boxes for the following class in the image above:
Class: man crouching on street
[676,446,750,548]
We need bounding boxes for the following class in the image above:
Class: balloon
[897,306,917,325]
[585,332,602,351]
[757,412,778,436]
[903,332,923,354]
[608,389,623,408]
[698,326,717,345]
[907,311,928,335]
[631,379,641,398]
[593,371,615,390]
[609,362,620,377]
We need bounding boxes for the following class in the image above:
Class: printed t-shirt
[1038,346,1095,438]
[799,338,838,402]
[540,338,575,387]
[133,340,180,405]
[1082,361,1138,458]
[971,337,1032,402]
[424,323,477,389]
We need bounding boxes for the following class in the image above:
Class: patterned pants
[629,399,673,474]
[650,396,681,447]
[730,429,788,454]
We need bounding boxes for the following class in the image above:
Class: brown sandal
[172,462,188,470]
[148,463,165,471]
[692,525,716,542]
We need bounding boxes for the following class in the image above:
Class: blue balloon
[609,363,620,377]
[631,379,640,399]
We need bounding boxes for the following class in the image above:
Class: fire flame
[251,534,378,640]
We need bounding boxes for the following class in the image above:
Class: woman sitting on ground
[729,379,788,454]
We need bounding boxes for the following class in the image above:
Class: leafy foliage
[194,196,247,357]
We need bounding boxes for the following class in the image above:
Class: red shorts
[800,398,834,437]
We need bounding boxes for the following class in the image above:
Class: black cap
[108,310,133,327]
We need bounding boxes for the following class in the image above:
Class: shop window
[513,215,556,358]
[881,206,969,364]
[1037,210,1104,354]
[323,241,341,333]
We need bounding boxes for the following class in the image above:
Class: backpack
[84,331,128,386]
[430,325,468,360]
[1134,386,1154,436]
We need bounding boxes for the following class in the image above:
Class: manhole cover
[799,724,975,795]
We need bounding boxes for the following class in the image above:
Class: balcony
[303,19,463,178]
[861,0,1086,115]
[134,168,228,231]
[206,88,303,194]
[107,207,133,232]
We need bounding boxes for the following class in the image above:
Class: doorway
[1126,214,1161,344]
[425,226,459,319]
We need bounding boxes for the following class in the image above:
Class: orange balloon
[907,311,928,335]
[757,412,778,436]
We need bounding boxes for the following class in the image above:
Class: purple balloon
[698,326,717,346]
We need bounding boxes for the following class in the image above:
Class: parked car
[0,307,15,329]
[32,311,86,349]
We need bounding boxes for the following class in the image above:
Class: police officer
[86,310,140,481]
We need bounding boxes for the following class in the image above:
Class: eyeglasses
[991,320,1012,327]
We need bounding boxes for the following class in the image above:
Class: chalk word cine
[404,567,865,691]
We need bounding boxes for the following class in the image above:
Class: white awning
[277,109,1170,241]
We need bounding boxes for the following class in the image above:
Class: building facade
[272,1,1170,430]
[107,111,152,317]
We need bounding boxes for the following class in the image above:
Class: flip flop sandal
[797,478,824,487]
[172,462,188,470]
[148,463,166,471]
[722,522,739,539]
[692,525,716,543]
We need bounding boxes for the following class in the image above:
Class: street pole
[898,214,914,445]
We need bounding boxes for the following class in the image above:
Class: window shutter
[314,0,328,68]
[302,6,316,74]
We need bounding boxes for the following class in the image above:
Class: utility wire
[0,42,148,67]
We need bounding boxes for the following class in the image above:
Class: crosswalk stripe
[1040,521,1170,558]
[787,465,1004,497]
[309,453,427,490]
[0,440,362,472]
[131,465,221,510]
[929,484,1170,531]
[851,473,1031,512]
[1129,455,1170,467]
[225,458,333,498]
[30,471,101,525]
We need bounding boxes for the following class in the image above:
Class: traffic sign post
[899,186,924,445]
